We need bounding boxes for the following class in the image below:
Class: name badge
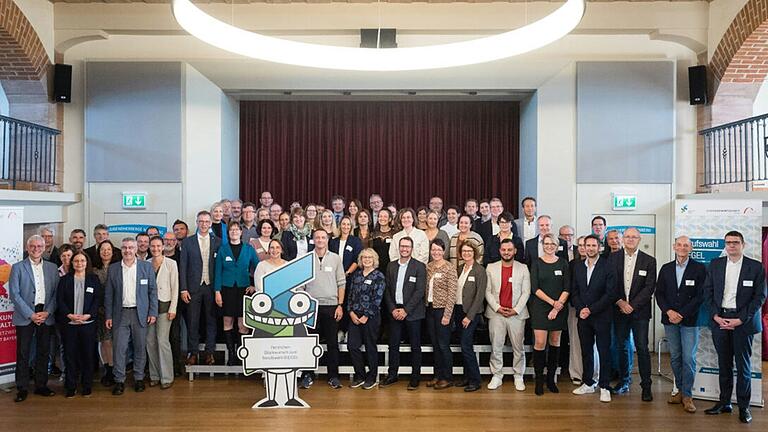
[558,246,564,251]
[140,279,148,285]
[638,270,647,276]
[86,287,94,294]
[225,256,233,262]
[257,248,264,253]
[345,245,353,252]
[554,270,562,276]
[468,276,476,282]
[434,273,442,279]
[744,280,754,287]
[408,276,417,283]
[364,279,372,285]
[309,239,315,245]
[508,277,513,283]
[685,280,695,286]
[324,266,333,272]
[385,238,392,243]
[213,252,217,258]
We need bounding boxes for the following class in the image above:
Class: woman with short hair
[281,209,314,261]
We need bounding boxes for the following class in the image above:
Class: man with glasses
[523,215,568,267]
[259,191,274,210]
[428,196,447,227]
[369,193,384,225]
[559,225,577,261]
[240,202,259,248]
[38,227,61,266]
[608,227,657,401]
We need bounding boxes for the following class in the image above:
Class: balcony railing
[0,114,60,188]
[700,113,768,190]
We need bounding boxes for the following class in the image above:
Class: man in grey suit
[9,235,59,402]
[180,210,221,365]
[514,196,538,243]
[105,237,158,395]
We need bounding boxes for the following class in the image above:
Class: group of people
[8,193,766,424]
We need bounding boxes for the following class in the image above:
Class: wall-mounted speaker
[688,65,707,105]
[53,64,72,103]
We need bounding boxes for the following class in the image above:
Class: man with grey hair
[523,215,568,267]
[35,227,61,266]
[559,224,577,261]
[9,235,60,402]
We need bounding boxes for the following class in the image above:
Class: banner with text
[0,207,24,386]
[675,199,763,406]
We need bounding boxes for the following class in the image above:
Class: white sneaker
[572,383,596,395]
[487,376,503,390]
[600,388,611,403]
[514,376,525,391]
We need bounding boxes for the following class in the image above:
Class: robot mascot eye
[289,292,311,315]
[251,293,273,315]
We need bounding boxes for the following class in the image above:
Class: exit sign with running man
[122,192,147,209]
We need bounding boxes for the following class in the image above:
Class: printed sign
[0,208,23,386]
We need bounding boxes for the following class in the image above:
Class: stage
[3,366,765,431]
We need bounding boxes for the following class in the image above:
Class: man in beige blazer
[485,238,530,391]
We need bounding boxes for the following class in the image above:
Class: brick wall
[710,0,768,84]
[0,0,49,81]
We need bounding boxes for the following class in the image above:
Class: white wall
[518,93,537,215]
[13,0,54,62]
[183,64,224,224]
[753,79,768,116]
[221,94,240,200]
[0,84,8,116]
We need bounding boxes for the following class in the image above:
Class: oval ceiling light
[172,0,585,72]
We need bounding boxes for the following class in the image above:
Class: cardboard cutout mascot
[238,253,323,408]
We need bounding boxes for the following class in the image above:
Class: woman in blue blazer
[214,221,259,365]
[329,216,363,276]
[56,250,100,398]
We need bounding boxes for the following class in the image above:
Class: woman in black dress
[529,232,570,395]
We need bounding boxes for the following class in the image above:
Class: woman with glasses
[529,233,570,395]
[448,215,484,268]
[484,211,525,265]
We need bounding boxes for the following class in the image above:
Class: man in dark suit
[477,198,518,247]
[381,236,427,390]
[180,210,221,366]
[703,231,767,423]
[656,235,706,413]
[608,227,657,401]
[39,227,61,266]
[9,235,60,402]
[105,237,158,395]
[571,234,618,403]
[85,224,109,264]
[523,215,569,267]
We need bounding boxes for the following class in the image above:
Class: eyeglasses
[725,241,742,245]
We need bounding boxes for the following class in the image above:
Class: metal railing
[700,113,768,189]
[0,114,60,188]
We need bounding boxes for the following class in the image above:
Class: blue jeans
[614,315,651,388]
[664,324,699,398]
[426,307,453,381]
[453,305,481,386]
[611,321,634,384]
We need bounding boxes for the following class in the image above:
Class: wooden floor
[2,366,766,431]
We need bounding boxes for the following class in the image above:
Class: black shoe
[328,377,342,389]
[739,408,752,423]
[407,379,420,390]
[14,390,28,402]
[101,366,115,387]
[50,365,62,377]
[534,375,545,396]
[454,379,469,387]
[65,389,76,398]
[112,383,125,396]
[611,383,630,395]
[464,383,481,392]
[704,403,733,415]
[350,378,366,388]
[34,387,55,397]
[134,381,145,392]
[380,376,398,387]
[641,387,653,402]
[82,388,92,397]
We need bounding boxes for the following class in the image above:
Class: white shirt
[492,221,500,236]
[30,258,46,305]
[537,236,545,257]
[338,239,347,260]
[442,223,458,239]
[567,245,574,261]
[395,259,409,304]
[723,256,743,309]
[296,238,308,256]
[457,265,471,306]
[122,260,138,308]
[623,249,638,300]
[198,233,211,285]
[586,256,599,285]
[523,218,537,242]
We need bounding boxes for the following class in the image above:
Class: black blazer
[384,258,427,321]
[608,249,657,321]
[179,233,221,294]
[703,256,767,335]
[570,256,618,322]
[524,236,569,267]
[56,273,100,325]
[655,258,706,327]
[476,219,518,248]
[280,230,315,261]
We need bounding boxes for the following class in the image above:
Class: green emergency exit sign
[612,194,637,211]
[122,192,147,209]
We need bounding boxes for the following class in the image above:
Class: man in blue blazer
[105,237,158,395]
[702,231,767,423]
[655,235,707,413]
[571,234,619,403]
[180,210,221,365]
[9,235,60,402]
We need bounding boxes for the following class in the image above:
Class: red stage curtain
[240,100,519,210]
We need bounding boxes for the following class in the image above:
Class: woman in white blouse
[388,207,429,264]
[147,236,179,389]
[254,239,288,293]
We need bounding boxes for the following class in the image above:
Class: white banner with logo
[674,199,763,407]
[0,207,24,386]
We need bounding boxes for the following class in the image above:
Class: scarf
[289,223,312,241]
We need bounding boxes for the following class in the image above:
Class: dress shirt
[492,221,500,236]
[675,257,689,289]
[296,238,308,256]
[457,265,470,306]
[723,255,743,308]
[338,239,347,261]
[442,223,459,239]
[395,259,409,304]
[30,258,46,305]
[523,218,536,242]
[122,260,138,307]
[198,233,211,285]
[586,256,599,285]
[623,249,638,300]
[567,244,574,261]
[537,236,545,257]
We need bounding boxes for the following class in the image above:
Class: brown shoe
[204,353,215,365]
[185,354,197,366]
[434,380,453,390]
[682,397,697,413]
[668,393,682,404]
[425,379,437,388]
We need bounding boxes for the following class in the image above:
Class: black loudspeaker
[53,64,72,103]
[688,65,708,105]
[360,29,397,48]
